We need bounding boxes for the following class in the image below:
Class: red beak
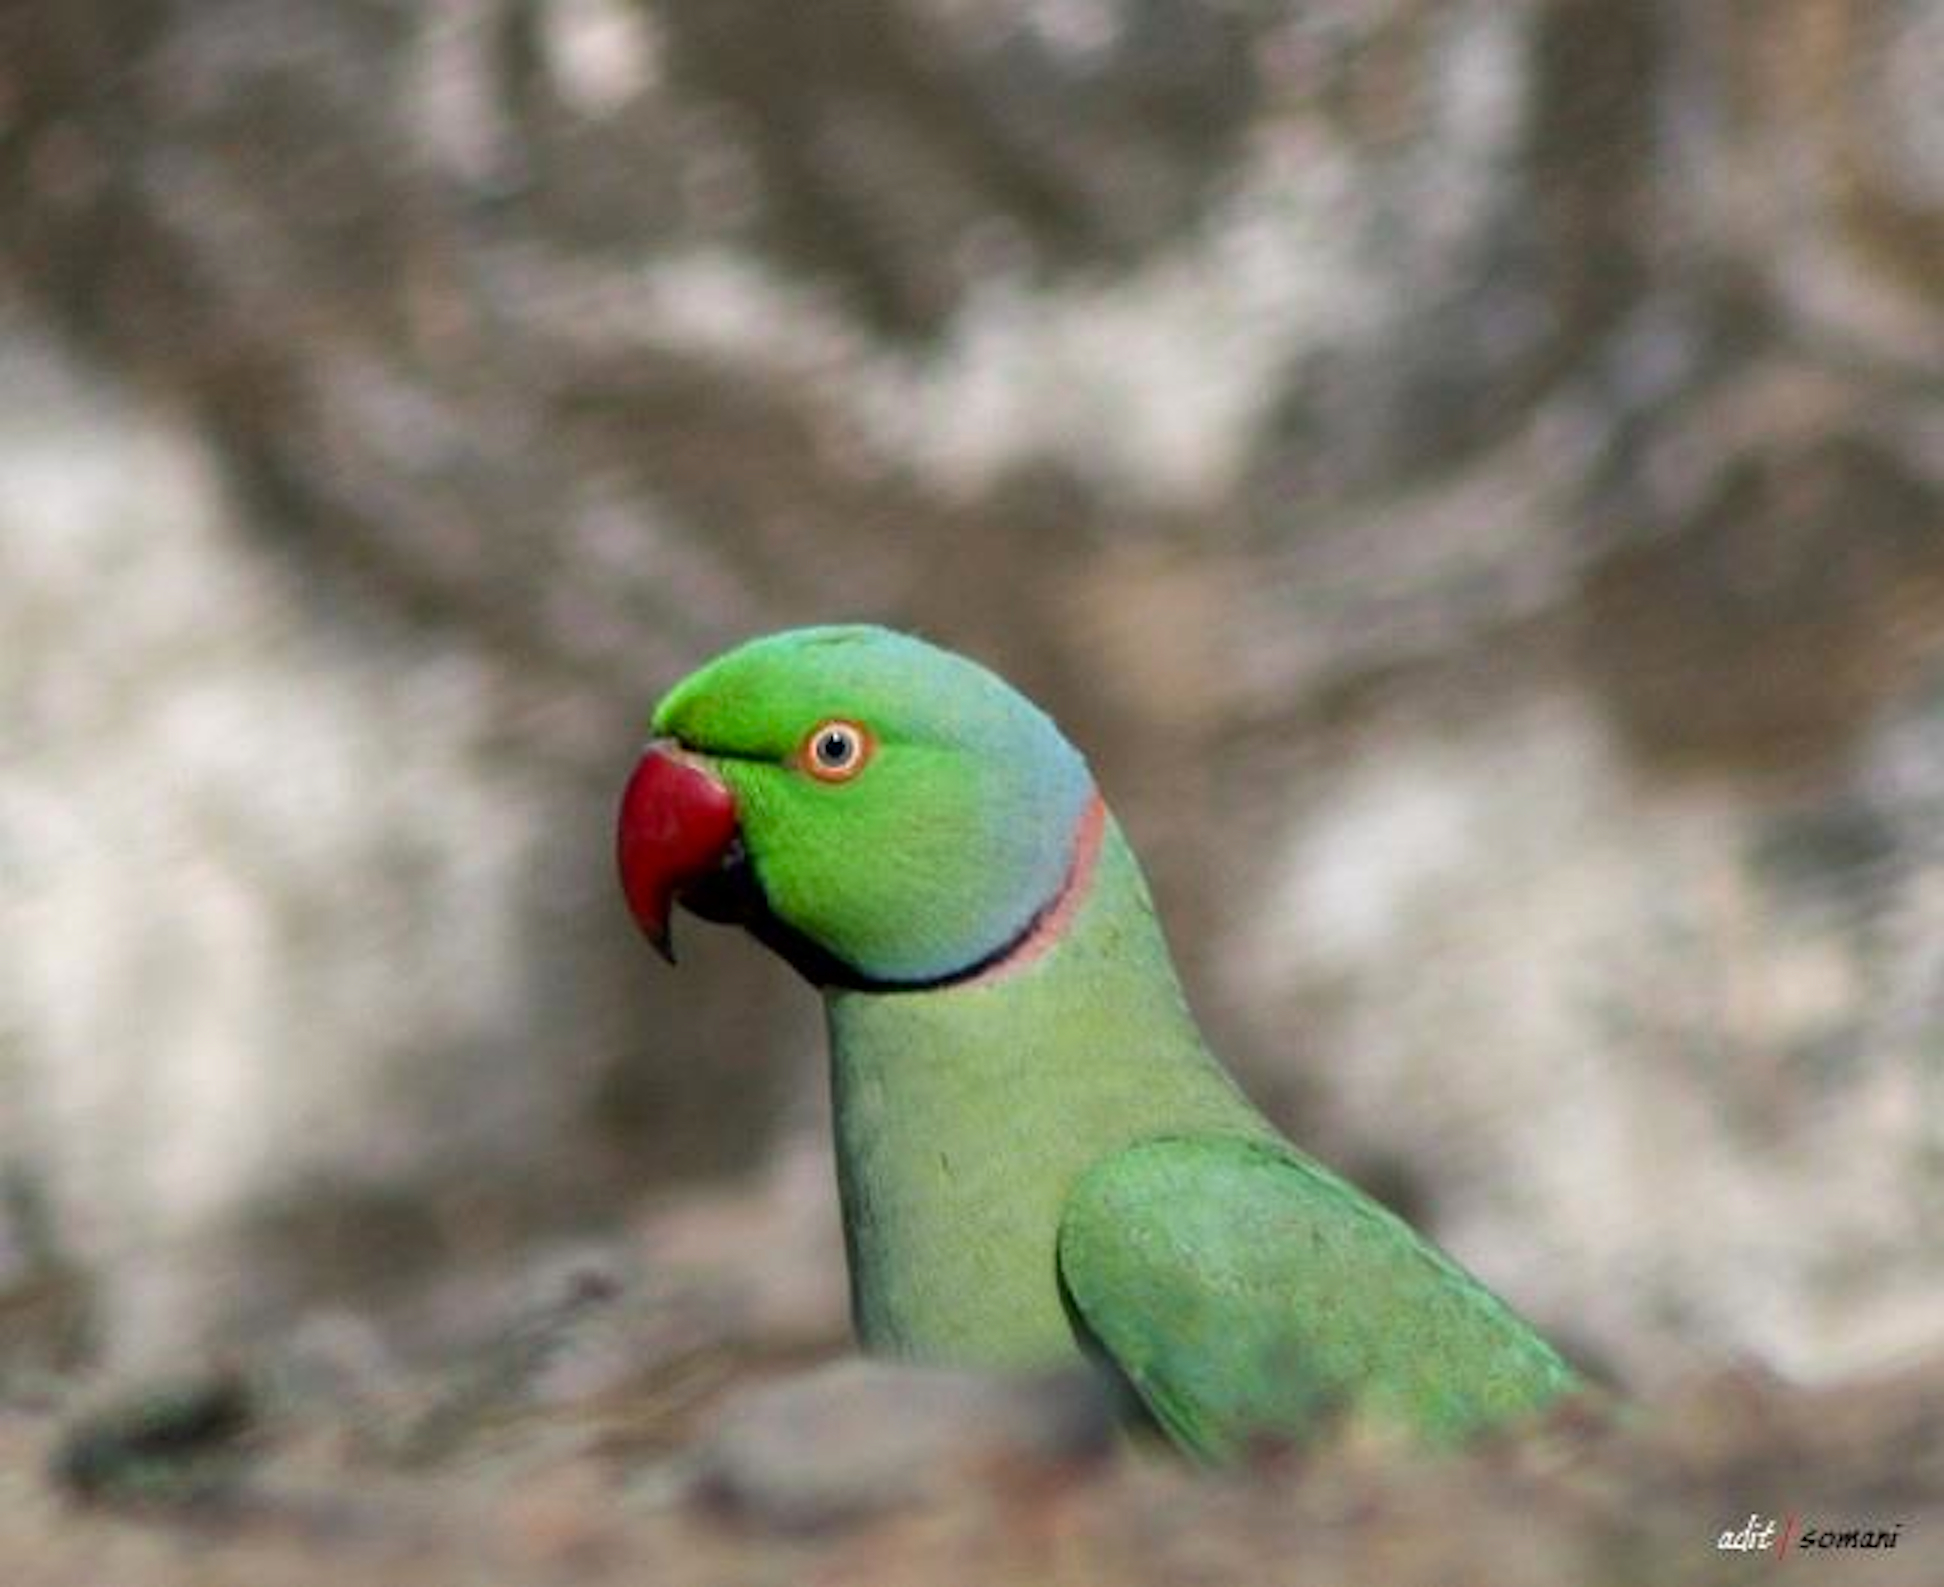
[616,739,740,962]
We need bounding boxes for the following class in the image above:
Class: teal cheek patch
[891,756,1092,984]
[740,737,1094,986]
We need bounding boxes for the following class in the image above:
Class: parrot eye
[802,719,872,782]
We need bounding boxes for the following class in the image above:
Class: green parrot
[617,625,1581,1460]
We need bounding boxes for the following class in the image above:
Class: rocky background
[2,0,1942,1579]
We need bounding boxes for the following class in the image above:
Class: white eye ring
[803,720,872,782]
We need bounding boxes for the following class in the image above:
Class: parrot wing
[1057,1134,1580,1461]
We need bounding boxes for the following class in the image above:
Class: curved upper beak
[616,739,740,962]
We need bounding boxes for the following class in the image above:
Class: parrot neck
[821,812,1274,1370]
[957,791,1106,988]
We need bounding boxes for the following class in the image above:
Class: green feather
[646,625,1584,1458]
[1059,1136,1581,1461]
[825,816,1271,1368]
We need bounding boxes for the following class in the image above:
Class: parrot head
[617,626,1095,987]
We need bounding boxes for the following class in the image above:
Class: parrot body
[828,809,1273,1370]
[618,626,1580,1459]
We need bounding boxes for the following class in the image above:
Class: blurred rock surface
[6,1345,1942,1587]
[0,0,1939,1395]
[691,1358,1113,1533]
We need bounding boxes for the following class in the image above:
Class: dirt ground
[7,1312,1938,1587]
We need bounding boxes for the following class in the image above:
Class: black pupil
[817,730,852,767]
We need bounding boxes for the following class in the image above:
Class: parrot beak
[616,739,741,963]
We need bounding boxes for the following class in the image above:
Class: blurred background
[2,0,1942,1407]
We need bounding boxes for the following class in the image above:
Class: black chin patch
[677,835,882,991]
[677,832,1030,995]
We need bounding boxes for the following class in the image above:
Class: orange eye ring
[800,719,873,783]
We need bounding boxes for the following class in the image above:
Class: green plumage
[826,816,1270,1369]
[1061,1138,1578,1459]
[645,625,1582,1458]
